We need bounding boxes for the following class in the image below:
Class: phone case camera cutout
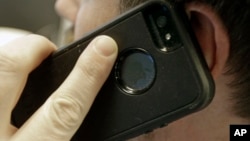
[12,0,215,140]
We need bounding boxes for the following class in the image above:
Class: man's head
[120,0,250,120]
[55,0,250,140]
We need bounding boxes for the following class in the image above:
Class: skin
[0,0,247,140]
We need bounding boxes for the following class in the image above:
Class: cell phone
[12,0,214,140]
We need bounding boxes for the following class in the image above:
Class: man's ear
[185,2,230,79]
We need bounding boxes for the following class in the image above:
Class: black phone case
[12,1,214,140]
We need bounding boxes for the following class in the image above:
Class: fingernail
[94,36,117,57]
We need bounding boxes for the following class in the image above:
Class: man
[0,0,249,140]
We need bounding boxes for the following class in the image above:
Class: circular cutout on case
[115,48,156,95]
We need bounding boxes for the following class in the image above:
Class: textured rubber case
[12,1,215,140]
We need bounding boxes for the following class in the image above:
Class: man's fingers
[0,34,56,137]
[13,36,118,141]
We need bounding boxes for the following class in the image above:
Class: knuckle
[27,34,49,42]
[46,93,84,130]
[27,34,56,49]
[54,0,63,13]
[0,50,20,75]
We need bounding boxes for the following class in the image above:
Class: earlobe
[185,2,230,79]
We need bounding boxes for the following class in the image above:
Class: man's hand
[0,34,118,140]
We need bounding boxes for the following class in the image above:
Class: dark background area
[0,0,60,41]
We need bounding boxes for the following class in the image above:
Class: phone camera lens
[156,16,167,28]
[165,33,172,41]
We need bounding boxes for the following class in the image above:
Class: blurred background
[0,0,71,46]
